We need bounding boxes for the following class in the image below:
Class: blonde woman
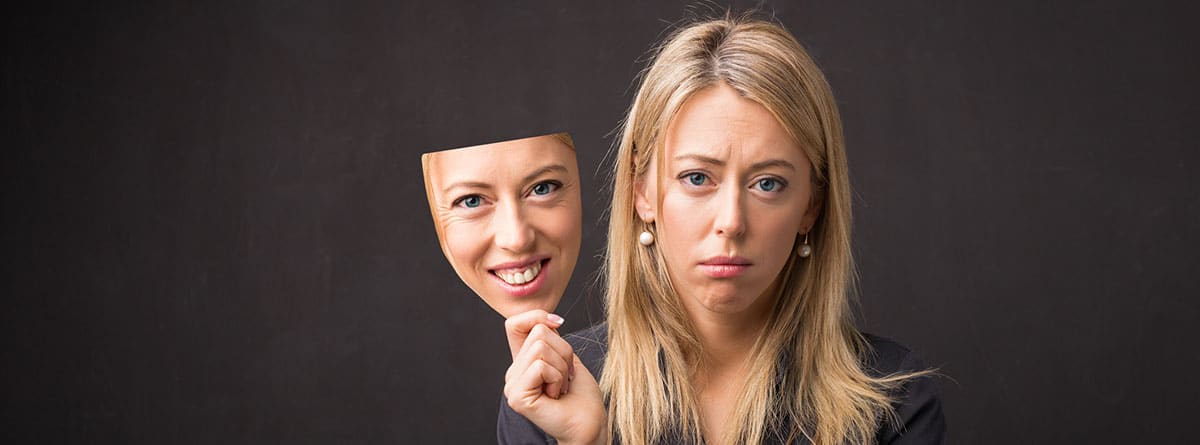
[499,15,945,445]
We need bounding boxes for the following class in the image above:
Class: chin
[696,294,757,314]
[492,295,555,318]
[690,281,751,312]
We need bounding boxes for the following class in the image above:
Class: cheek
[443,225,490,278]
[532,207,578,247]
[755,209,802,262]
[656,195,707,264]
[660,190,708,231]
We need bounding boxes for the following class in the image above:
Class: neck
[694,311,764,370]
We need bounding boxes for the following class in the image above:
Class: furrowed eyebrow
[673,154,724,166]
[673,154,795,172]
[749,159,796,171]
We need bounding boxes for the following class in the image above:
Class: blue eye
[686,172,708,186]
[758,178,778,192]
[754,177,787,193]
[455,195,482,208]
[531,181,560,196]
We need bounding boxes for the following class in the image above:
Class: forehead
[664,85,805,164]
[424,135,578,194]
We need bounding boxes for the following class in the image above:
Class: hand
[504,312,607,445]
[504,310,575,397]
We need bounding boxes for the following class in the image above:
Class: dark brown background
[5,1,1198,443]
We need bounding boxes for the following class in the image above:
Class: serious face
[422,134,582,318]
[636,83,821,318]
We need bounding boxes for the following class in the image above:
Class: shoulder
[860,333,923,377]
[564,322,608,378]
[859,333,948,444]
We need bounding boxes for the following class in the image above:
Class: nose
[492,201,536,253]
[713,185,746,239]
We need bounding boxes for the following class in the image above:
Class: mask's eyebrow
[521,165,570,185]
[441,164,570,196]
[442,180,491,196]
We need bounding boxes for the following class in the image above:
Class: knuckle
[526,329,545,343]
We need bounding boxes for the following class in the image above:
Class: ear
[633,154,657,224]
[799,187,825,234]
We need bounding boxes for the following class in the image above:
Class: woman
[500,15,945,445]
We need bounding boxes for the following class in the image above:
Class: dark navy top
[498,323,946,444]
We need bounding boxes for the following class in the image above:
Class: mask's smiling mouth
[493,260,543,285]
[488,258,551,296]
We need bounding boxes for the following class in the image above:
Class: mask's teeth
[497,261,542,285]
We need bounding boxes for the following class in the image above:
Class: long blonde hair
[601,14,929,445]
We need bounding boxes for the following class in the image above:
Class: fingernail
[547,313,564,325]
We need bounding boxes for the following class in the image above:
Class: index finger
[504,309,566,359]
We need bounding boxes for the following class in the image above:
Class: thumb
[567,354,601,396]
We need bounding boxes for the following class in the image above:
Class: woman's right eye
[453,195,483,208]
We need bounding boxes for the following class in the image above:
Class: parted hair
[600,14,930,445]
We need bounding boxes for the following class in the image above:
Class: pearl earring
[638,214,656,246]
[798,232,812,258]
[639,230,655,246]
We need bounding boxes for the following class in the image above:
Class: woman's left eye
[531,181,560,196]
[755,178,785,192]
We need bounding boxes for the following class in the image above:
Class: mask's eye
[453,195,483,208]
[685,172,708,186]
[531,181,560,196]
